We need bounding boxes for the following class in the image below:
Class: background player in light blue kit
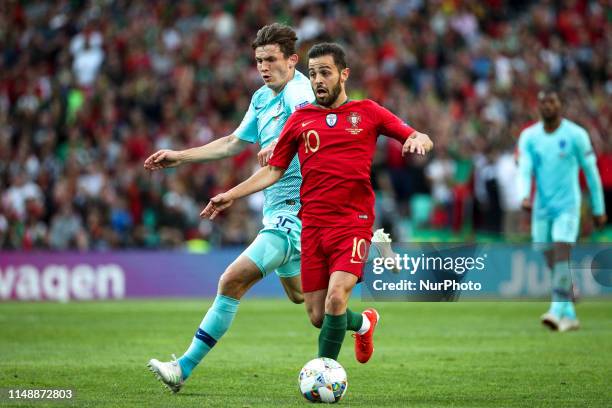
[518,88,607,332]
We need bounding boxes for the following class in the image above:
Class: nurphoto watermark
[362,243,612,301]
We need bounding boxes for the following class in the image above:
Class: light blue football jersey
[518,118,605,218]
[234,70,314,223]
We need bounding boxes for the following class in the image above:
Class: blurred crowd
[1,0,610,250]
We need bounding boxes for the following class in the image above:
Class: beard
[315,78,342,107]
[540,109,558,122]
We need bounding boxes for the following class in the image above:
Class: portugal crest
[326,113,337,127]
[346,112,363,134]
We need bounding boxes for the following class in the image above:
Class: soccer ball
[298,357,348,403]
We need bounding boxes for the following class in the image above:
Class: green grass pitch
[1,300,610,407]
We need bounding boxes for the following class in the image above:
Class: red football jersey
[269,99,415,227]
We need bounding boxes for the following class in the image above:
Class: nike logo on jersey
[302,120,316,127]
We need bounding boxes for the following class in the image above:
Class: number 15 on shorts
[274,216,296,234]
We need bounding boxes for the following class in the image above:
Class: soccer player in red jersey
[202,43,433,363]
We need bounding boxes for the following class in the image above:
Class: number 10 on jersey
[302,130,320,153]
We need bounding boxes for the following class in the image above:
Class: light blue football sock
[550,260,573,316]
[178,294,239,379]
[563,302,577,319]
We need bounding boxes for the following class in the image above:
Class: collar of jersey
[541,118,566,135]
[312,98,352,110]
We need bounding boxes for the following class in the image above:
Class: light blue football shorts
[532,211,580,244]
[242,213,302,278]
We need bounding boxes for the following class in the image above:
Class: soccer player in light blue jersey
[143,23,312,393]
[144,24,396,392]
[518,88,607,332]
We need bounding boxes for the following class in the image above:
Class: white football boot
[540,311,561,331]
[371,228,400,273]
[147,354,184,393]
[558,317,580,332]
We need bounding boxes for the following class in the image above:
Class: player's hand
[258,140,277,167]
[521,198,532,212]
[200,193,234,220]
[144,149,183,170]
[402,131,433,156]
[593,214,607,229]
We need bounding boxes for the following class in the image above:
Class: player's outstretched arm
[580,157,606,226]
[143,134,249,170]
[402,131,433,156]
[517,133,533,211]
[575,131,607,227]
[373,101,432,155]
[200,165,286,220]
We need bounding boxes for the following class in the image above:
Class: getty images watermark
[371,252,486,292]
[361,243,612,301]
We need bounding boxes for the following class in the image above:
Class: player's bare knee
[325,290,348,315]
[219,265,251,298]
[218,275,242,298]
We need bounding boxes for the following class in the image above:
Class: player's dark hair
[308,43,347,71]
[538,86,561,101]
[251,23,298,58]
